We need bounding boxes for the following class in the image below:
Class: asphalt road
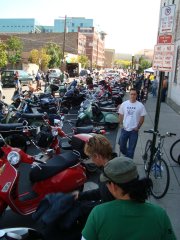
[0,86,117,232]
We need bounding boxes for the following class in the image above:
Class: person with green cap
[82,157,176,240]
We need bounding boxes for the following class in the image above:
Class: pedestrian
[82,157,176,240]
[45,70,50,91]
[161,76,168,102]
[118,88,147,159]
[35,71,41,91]
[13,71,21,93]
[0,71,3,100]
[151,76,158,97]
[86,74,93,90]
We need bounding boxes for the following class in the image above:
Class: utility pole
[61,15,67,70]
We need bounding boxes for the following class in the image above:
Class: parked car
[1,70,34,87]
[49,68,62,85]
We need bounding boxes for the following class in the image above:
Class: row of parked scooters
[0,77,125,239]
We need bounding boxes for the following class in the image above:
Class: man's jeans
[119,128,138,159]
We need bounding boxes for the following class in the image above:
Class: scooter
[76,101,119,129]
[0,136,89,216]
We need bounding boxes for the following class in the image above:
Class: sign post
[149,5,176,165]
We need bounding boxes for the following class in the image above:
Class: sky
[0,0,161,54]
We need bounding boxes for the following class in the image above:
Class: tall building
[54,17,93,33]
[0,18,41,33]
[79,27,106,68]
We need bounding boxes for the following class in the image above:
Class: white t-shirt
[118,100,147,131]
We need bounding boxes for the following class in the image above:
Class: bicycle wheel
[170,139,180,164]
[148,158,170,199]
[142,140,152,172]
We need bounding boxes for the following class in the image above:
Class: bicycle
[170,138,180,164]
[142,129,176,199]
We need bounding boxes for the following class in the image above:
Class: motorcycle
[76,101,119,130]
[0,135,90,216]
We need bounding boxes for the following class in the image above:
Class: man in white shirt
[118,88,147,159]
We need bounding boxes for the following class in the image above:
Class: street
[0,88,180,239]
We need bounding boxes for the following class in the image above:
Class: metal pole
[150,71,164,163]
[62,15,67,62]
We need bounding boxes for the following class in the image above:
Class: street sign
[153,44,175,72]
[159,4,176,34]
[157,34,173,44]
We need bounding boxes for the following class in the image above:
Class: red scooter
[0,133,93,216]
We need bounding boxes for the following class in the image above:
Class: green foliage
[0,41,8,68]
[114,59,131,68]
[44,43,63,68]
[77,55,89,68]
[29,48,51,70]
[138,57,152,73]
[6,36,23,67]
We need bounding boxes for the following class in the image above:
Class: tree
[0,41,8,68]
[138,57,152,73]
[44,43,63,68]
[77,55,89,68]
[29,48,51,70]
[6,36,23,68]
[114,59,131,69]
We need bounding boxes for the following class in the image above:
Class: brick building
[0,32,86,63]
[78,27,106,68]
[0,29,106,68]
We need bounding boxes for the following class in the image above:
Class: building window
[80,23,83,27]
[72,29,74,32]
[72,23,74,27]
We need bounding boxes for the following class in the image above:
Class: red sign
[158,35,172,44]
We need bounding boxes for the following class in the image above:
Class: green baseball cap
[100,157,138,184]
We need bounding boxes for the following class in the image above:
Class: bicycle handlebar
[144,130,176,137]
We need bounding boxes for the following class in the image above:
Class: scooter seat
[99,101,113,107]
[74,125,94,134]
[100,107,117,113]
[21,113,44,119]
[0,123,24,131]
[29,151,80,182]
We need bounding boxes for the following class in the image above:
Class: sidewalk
[134,94,180,239]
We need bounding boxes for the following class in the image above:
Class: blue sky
[0,0,161,54]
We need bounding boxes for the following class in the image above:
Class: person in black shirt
[86,74,93,90]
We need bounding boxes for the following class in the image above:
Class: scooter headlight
[7,151,20,165]
[54,119,63,128]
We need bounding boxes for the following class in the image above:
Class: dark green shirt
[82,200,176,240]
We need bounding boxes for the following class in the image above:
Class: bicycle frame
[143,130,176,199]
[147,135,165,173]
